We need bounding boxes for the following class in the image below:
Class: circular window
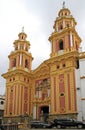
[60,93,64,96]
[63,64,66,67]
[11,89,13,92]
[57,65,60,69]
[1,101,4,104]
[10,78,12,81]
[13,77,15,81]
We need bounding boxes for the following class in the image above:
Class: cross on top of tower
[22,26,24,32]
[62,1,65,8]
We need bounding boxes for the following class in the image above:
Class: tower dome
[49,2,81,58]
[18,27,27,40]
[52,2,77,32]
[58,2,71,17]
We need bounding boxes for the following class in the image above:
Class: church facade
[2,4,85,122]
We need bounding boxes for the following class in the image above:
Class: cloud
[0,0,43,94]
[0,0,85,95]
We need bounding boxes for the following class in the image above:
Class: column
[20,54,22,66]
[56,23,58,31]
[24,43,26,50]
[18,43,20,49]
[49,104,50,113]
[71,20,73,27]
[63,19,65,28]
[70,32,73,47]
[33,106,37,119]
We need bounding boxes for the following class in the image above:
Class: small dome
[58,8,71,17]
[18,27,27,40]
[58,2,71,17]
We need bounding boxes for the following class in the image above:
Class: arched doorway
[40,106,49,122]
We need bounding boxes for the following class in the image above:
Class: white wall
[0,96,5,110]
[79,58,85,121]
[75,69,82,121]
[80,59,85,77]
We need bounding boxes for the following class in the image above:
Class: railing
[1,123,18,130]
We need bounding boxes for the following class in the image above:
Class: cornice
[80,76,85,79]
[13,40,30,46]
[2,68,33,78]
[6,81,29,87]
[55,16,76,24]
[79,52,85,59]
[81,98,85,100]
[49,27,81,42]
[33,97,51,104]
[32,61,50,77]
[45,50,79,66]
[8,50,33,60]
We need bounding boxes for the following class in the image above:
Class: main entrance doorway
[40,106,49,122]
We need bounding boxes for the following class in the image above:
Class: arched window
[60,24,63,30]
[22,36,23,39]
[15,46,18,50]
[25,59,29,68]
[59,40,64,50]
[14,58,16,67]
[12,58,16,67]
[65,12,67,16]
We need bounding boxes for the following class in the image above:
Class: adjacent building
[0,95,5,119]
[2,3,85,122]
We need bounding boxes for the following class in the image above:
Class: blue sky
[0,0,85,95]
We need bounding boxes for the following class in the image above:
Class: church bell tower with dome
[48,2,81,119]
[2,28,33,119]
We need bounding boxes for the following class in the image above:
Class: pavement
[19,128,84,130]
[19,128,29,130]
[19,128,83,130]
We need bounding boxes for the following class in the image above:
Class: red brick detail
[67,74,71,110]
[72,35,74,48]
[56,41,59,52]
[6,89,8,115]
[24,87,28,113]
[29,88,31,114]
[14,86,16,114]
[20,86,23,114]
[17,85,19,114]
[9,87,13,114]
[54,77,56,112]
[60,96,65,110]
[59,74,65,112]
[68,34,70,48]
[73,71,77,111]
[59,74,64,93]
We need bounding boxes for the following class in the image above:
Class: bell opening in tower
[58,40,64,55]
[59,40,64,50]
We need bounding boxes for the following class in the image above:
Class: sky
[0,0,85,95]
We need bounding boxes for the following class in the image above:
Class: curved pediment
[32,60,50,78]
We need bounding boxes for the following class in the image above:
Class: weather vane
[62,1,65,8]
[22,26,24,32]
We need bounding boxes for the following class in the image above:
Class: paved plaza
[19,128,83,130]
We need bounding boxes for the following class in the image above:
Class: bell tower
[48,3,82,119]
[49,2,81,57]
[2,28,33,119]
[9,27,33,72]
